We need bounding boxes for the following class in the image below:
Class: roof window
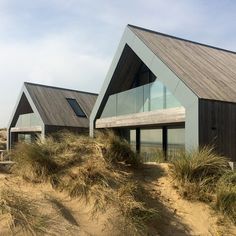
[66,98,86,117]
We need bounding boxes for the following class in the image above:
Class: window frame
[66,98,87,118]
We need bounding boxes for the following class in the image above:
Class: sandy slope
[0,174,116,236]
[137,163,236,236]
[0,163,235,235]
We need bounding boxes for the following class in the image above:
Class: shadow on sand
[133,163,192,236]
[47,196,79,227]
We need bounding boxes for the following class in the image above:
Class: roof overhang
[90,25,199,150]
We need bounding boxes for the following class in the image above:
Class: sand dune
[0,163,235,235]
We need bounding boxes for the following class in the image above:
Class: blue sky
[0,0,236,127]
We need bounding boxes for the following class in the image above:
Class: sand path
[0,163,235,235]
[137,163,236,236]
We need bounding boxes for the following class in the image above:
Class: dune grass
[0,129,6,150]
[170,147,236,225]
[215,171,236,223]
[169,147,230,202]
[114,182,158,235]
[10,130,157,235]
[0,188,72,235]
[11,140,59,182]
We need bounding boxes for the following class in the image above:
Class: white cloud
[0,33,110,127]
[0,0,236,128]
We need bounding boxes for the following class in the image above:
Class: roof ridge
[128,24,236,55]
[24,82,98,96]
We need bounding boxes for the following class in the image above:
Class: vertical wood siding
[199,99,236,162]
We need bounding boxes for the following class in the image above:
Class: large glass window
[15,113,41,128]
[167,128,185,157]
[117,89,136,116]
[140,129,162,162]
[100,80,182,118]
[150,82,164,110]
[100,94,116,118]
[129,126,185,162]
[18,133,39,143]
[130,129,136,152]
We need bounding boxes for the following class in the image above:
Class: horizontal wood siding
[96,107,185,128]
[199,99,236,162]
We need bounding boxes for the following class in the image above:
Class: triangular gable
[8,84,44,129]
[90,25,199,150]
[7,84,45,149]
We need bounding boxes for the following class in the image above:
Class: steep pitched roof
[24,82,97,127]
[128,25,236,103]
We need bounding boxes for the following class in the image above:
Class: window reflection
[130,129,136,152]
[168,128,185,157]
[140,129,162,162]
[15,113,41,128]
[101,80,182,118]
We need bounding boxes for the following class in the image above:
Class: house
[8,82,97,149]
[90,24,236,168]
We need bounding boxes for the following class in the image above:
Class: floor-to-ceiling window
[130,129,136,152]
[140,128,163,162]
[129,126,185,162]
[167,128,185,157]
[17,133,39,144]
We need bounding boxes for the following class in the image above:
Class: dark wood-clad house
[8,82,97,149]
[90,24,236,168]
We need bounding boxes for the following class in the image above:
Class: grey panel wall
[199,99,236,162]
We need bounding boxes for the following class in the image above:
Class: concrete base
[229,162,236,170]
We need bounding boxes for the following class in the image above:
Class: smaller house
[8,82,97,149]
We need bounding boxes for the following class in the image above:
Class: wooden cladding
[96,107,185,129]
[25,83,97,128]
[199,99,236,162]
[129,25,236,103]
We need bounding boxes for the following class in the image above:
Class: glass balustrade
[101,80,182,118]
[15,113,41,128]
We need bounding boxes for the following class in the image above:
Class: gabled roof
[128,24,236,103]
[23,82,97,127]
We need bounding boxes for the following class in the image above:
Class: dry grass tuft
[170,147,230,201]
[114,183,158,235]
[0,188,73,235]
[95,130,139,166]
[215,171,236,223]
[10,140,59,182]
[9,130,156,234]
[0,128,7,150]
[170,147,236,226]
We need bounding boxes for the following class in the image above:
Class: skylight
[66,98,86,117]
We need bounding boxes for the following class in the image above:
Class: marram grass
[10,130,157,235]
[170,147,230,201]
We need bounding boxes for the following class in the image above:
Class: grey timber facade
[8,82,97,149]
[90,25,236,166]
